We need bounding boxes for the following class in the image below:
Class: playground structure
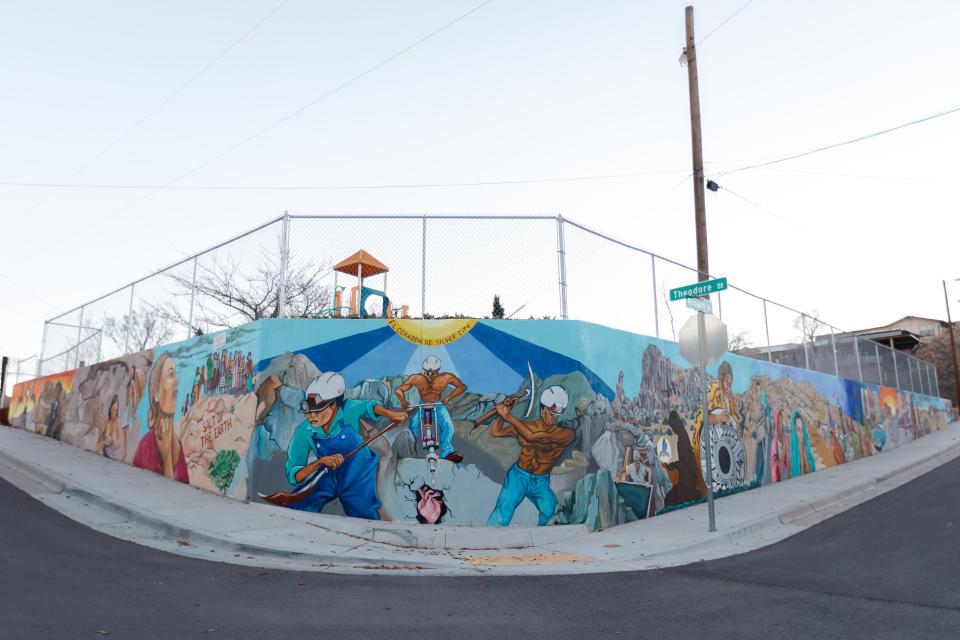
[331,250,409,319]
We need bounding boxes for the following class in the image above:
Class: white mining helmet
[422,355,441,372]
[540,385,569,416]
[301,372,346,413]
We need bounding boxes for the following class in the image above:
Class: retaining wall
[7,319,952,530]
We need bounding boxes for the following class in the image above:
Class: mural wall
[7,319,953,531]
[9,325,259,497]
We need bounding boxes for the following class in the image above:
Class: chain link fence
[1,355,37,405]
[30,213,941,398]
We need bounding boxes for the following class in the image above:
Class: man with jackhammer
[394,355,467,463]
[284,372,408,519]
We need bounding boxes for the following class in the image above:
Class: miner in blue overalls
[284,372,408,520]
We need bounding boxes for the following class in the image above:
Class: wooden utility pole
[685,5,709,283]
[943,280,960,404]
[684,6,716,534]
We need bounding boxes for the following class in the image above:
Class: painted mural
[7,318,953,532]
[8,325,259,497]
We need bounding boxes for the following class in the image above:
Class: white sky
[2,0,960,363]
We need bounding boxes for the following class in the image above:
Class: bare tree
[728,331,753,354]
[916,323,959,404]
[794,309,825,343]
[156,241,332,334]
[662,285,676,341]
[103,306,175,355]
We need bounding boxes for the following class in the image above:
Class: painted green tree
[209,449,241,495]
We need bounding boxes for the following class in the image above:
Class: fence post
[874,343,883,384]
[2,356,10,403]
[854,337,863,382]
[421,216,427,317]
[38,321,49,376]
[75,306,85,369]
[830,327,839,376]
[933,364,939,397]
[651,255,659,338]
[892,349,900,389]
[907,354,916,392]
[556,216,568,320]
[762,299,772,362]
[925,362,934,396]
[125,284,135,354]
[186,256,199,340]
[278,212,291,318]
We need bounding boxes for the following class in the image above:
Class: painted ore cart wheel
[700,421,746,492]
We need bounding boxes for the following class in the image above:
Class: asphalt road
[1,458,959,640]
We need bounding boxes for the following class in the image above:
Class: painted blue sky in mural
[260,321,615,398]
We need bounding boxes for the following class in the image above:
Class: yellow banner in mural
[387,318,477,346]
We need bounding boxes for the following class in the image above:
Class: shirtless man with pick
[395,355,466,463]
[486,385,576,526]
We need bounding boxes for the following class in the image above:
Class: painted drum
[700,420,746,493]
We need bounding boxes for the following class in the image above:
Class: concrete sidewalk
[1,422,958,576]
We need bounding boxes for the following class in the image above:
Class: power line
[73,0,292,178]
[756,167,946,183]
[712,182,808,232]
[20,0,291,220]
[97,0,497,222]
[697,0,757,45]
[0,270,56,308]
[0,169,687,191]
[714,103,960,178]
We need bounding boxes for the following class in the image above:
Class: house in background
[846,315,949,352]
[746,315,946,396]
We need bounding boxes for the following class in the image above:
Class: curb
[622,426,960,567]
[777,431,960,525]
[0,443,453,572]
[248,501,590,550]
[2,423,959,576]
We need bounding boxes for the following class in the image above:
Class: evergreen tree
[492,295,505,319]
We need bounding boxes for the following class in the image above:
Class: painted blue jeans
[487,464,557,527]
[289,427,381,520]
[408,404,456,458]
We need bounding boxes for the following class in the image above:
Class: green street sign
[685,296,713,314]
[669,277,727,301]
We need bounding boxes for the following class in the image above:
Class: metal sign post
[677,285,728,534]
[697,308,717,532]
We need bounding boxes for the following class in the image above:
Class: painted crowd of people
[181,349,255,415]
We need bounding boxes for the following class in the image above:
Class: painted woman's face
[158,358,178,415]
[109,401,119,420]
[721,373,733,392]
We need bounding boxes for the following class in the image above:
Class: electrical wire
[0,271,56,307]
[19,0,291,221]
[107,0,495,212]
[0,169,687,191]
[697,0,757,45]
[713,183,808,232]
[755,167,946,183]
[73,0,293,178]
[713,103,960,178]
